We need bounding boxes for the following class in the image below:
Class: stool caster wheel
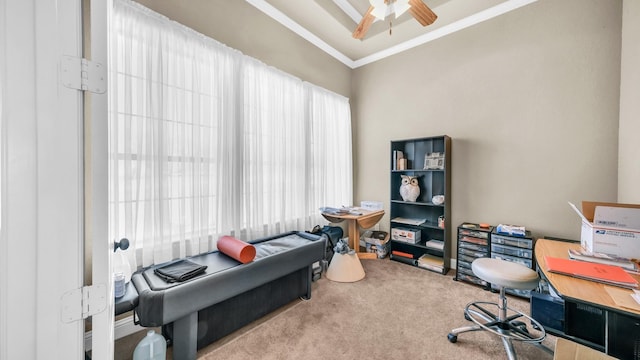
[447,333,457,343]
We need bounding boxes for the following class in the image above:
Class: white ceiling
[246,0,539,68]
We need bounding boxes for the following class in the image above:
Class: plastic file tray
[459,242,486,252]
[458,229,490,239]
[491,253,533,268]
[491,243,533,258]
[491,233,533,249]
[456,272,487,287]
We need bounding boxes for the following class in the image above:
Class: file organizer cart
[454,223,493,289]
[490,229,535,298]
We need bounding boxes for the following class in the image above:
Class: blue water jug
[132,330,166,360]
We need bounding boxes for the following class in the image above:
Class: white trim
[353,0,539,67]
[84,315,145,351]
[332,0,362,24]
[245,0,355,68]
[247,0,539,69]
[0,0,7,358]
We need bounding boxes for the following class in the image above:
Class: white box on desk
[569,201,640,259]
[391,227,421,244]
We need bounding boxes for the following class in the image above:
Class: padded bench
[131,231,326,359]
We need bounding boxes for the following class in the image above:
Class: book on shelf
[391,217,426,226]
[417,253,443,272]
[568,248,640,273]
[392,150,404,170]
[545,256,639,289]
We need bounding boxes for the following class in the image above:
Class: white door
[0,0,112,359]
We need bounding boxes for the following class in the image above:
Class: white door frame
[88,0,115,357]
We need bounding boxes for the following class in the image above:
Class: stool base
[448,289,553,360]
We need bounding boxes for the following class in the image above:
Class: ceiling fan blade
[408,0,437,26]
[352,6,376,39]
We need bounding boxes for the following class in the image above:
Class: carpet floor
[191,258,556,360]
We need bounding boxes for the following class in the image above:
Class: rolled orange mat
[217,236,256,263]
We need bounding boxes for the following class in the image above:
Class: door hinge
[61,55,106,94]
[61,284,107,323]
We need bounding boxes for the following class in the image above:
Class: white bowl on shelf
[432,195,445,205]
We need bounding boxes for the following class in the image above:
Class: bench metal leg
[173,312,197,360]
[301,266,313,300]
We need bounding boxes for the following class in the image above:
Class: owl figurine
[399,175,420,202]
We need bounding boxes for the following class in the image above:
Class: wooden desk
[321,209,385,258]
[535,239,640,358]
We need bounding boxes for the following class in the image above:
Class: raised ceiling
[246,0,539,68]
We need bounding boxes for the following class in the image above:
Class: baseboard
[84,315,143,351]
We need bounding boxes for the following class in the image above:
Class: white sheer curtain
[110,0,352,268]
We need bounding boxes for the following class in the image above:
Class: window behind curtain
[111,0,353,269]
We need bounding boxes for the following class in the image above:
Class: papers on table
[568,248,640,273]
[604,286,640,312]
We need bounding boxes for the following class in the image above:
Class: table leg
[348,220,359,253]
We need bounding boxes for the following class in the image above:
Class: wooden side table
[321,209,385,259]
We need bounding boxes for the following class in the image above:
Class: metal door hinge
[61,55,106,94]
[61,284,107,323]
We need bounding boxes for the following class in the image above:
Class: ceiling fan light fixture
[370,5,388,20]
[394,0,412,18]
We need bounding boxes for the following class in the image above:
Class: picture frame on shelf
[424,152,445,170]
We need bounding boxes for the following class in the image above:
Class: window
[111,0,352,268]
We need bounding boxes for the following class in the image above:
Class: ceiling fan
[352,0,438,39]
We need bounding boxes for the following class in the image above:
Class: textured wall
[619,0,640,204]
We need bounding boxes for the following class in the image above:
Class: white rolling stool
[448,258,553,360]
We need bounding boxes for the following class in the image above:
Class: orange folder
[545,256,638,289]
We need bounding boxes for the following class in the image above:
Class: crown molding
[246,0,538,69]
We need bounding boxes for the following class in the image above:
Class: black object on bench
[131,231,326,360]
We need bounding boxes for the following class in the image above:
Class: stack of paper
[417,254,443,273]
[568,248,640,273]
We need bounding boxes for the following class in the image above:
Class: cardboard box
[391,227,421,244]
[569,201,640,259]
[359,230,390,258]
[554,338,615,360]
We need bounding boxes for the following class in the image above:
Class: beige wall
[133,0,352,97]
[619,0,640,204]
[352,0,623,243]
